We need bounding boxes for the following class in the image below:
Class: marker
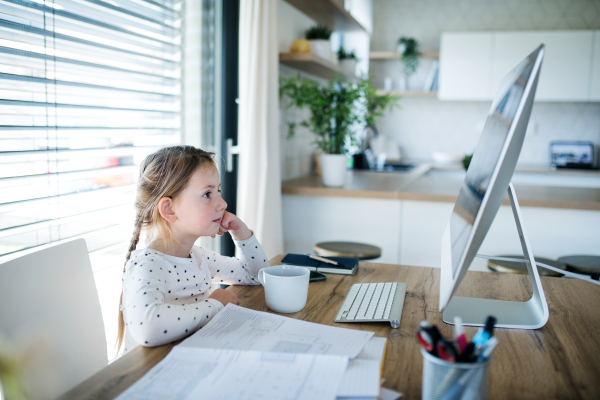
[473,315,497,346]
[454,316,468,354]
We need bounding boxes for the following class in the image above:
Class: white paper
[181,304,374,359]
[380,387,403,400]
[336,337,388,398]
[115,346,349,400]
[336,359,381,397]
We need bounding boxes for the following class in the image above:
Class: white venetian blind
[0,0,182,259]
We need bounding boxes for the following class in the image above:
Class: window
[0,0,182,357]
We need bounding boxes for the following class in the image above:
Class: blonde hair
[115,146,217,353]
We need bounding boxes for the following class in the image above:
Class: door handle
[226,138,240,172]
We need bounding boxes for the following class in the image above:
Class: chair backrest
[0,239,107,399]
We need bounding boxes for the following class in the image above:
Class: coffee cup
[257,265,310,313]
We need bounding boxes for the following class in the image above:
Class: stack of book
[423,60,439,93]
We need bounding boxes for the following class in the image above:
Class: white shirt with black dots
[122,233,268,353]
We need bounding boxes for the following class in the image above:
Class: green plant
[397,37,420,78]
[337,47,359,61]
[305,24,332,40]
[280,75,362,154]
[462,153,473,170]
[363,79,401,128]
[279,75,400,155]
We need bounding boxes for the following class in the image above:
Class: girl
[116,146,269,354]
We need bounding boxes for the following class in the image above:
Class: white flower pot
[339,59,357,77]
[320,154,347,187]
[309,39,332,61]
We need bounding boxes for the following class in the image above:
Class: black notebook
[281,254,358,275]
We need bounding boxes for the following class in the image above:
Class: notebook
[281,253,359,275]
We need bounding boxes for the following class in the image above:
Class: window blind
[0,0,182,260]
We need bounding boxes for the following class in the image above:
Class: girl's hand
[208,288,239,307]
[212,211,252,241]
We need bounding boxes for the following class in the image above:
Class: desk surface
[59,256,600,400]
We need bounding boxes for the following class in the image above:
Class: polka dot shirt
[122,233,267,353]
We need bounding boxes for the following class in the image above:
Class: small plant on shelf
[337,47,359,61]
[397,37,420,80]
[305,24,332,40]
[305,24,333,61]
[337,47,359,77]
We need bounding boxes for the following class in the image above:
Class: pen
[308,254,344,267]
[477,337,498,361]
[457,342,476,363]
[437,340,458,362]
[454,316,468,354]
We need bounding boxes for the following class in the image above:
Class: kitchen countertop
[281,165,600,211]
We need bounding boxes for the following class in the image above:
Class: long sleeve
[122,252,223,347]
[198,233,269,285]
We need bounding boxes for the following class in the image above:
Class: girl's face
[170,165,227,241]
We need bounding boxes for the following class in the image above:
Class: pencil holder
[421,348,490,400]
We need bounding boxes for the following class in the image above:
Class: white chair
[0,239,107,399]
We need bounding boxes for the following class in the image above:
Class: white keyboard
[334,282,406,329]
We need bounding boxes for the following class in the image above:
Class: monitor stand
[442,184,550,329]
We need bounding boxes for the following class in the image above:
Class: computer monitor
[439,45,546,324]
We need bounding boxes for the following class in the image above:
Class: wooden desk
[59,256,600,400]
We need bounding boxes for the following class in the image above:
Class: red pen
[417,330,435,353]
[454,316,468,354]
[437,340,458,362]
[417,320,443,356]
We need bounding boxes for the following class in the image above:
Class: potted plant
[337,47,359,77]
[280,75,400,187]
[280,74,363,187]
[397,37,420,91]
[305,24,333,62]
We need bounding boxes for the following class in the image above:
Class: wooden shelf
[279,52,358,81]
[376,90,438,97]
[370,51,440,60]
[283,0,367,32]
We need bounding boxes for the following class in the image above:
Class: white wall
[369,0,600,165]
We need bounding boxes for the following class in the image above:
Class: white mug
[258,265,310,313]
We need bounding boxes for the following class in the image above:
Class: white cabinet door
[591,31,600,101]
[492,31,593,101]
[439,33,493,101]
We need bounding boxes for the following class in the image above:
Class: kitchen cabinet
[282,195,401,264]
[438,33,494,101]
[399,200,600,272]
[440,30,596,102]
[493,31,593,101]
[591,31,600,101]
[282,168,600,271]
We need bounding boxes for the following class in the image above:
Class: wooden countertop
[57,255,600,400]
[282,168,600,211]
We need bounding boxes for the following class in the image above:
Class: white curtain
[237,0,284,258]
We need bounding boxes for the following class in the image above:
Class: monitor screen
[449,53,538,278]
